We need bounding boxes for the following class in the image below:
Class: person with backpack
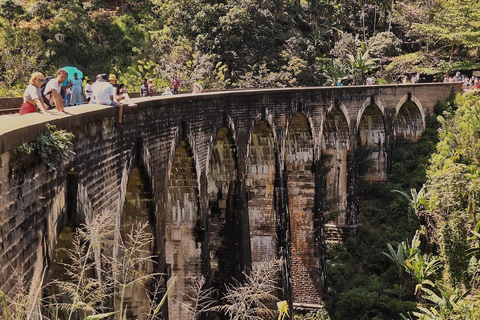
[43,68,68,113]
[19,72,51,115]
[190,80,203,93]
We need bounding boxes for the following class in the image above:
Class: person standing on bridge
[148,78,154,96]
[71,73,83,105]
[172,76,180,94]
[140,78,149,97]
[85,79,93,103]
[19,72,51,115]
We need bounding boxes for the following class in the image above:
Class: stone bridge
[0,83,461,318]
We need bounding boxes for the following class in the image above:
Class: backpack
[40,76,55,108]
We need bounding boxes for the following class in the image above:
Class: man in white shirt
[92,74,124,128]
[43,68,67,113]
[85,79,93,102]
[190,81,203,93]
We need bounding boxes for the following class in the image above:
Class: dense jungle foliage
[325,92,480,320]
[0,0,479,95]
[2,0,480,318]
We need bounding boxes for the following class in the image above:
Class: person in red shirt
[172,76,180,94]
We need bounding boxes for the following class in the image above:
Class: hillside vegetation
[0,0,479,95]
[324,92,480,319]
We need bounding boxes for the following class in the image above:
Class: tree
[411,0,480,62]
[425,93,480,287]
[0,18,46,87]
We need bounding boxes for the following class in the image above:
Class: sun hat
[108,74,117,81]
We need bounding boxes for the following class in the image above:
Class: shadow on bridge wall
[0,84,461,314]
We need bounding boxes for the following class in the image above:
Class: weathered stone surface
[0,84,461,311]
[286,113,322,305]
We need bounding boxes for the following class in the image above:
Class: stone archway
[166,141,201,320]
[393,100,424,142]
[247,120,277,267]
[358,104,387,181]
[42,225,77,319]
[285,113,322,305]
[322,107,350,225]
[118,166,155,319]
[207,127,239,290]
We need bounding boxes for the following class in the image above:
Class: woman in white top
[19,72,50,115]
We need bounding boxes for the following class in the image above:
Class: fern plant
[35,123,75,172]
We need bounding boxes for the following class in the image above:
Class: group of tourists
[137,76,204,97]
[144,77,203,96]
[444,72,480,89]
[19,69,130,128]
[18,68,205,128]
[20,69,67,116]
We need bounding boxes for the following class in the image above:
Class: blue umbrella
[61,66,83,82]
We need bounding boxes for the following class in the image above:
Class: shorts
[19,102,37,115]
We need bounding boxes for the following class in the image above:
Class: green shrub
[35,124,75,172]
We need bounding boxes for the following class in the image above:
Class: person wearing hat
[92,73,125,128]
[108,74,121,99]
[108,74,137,107]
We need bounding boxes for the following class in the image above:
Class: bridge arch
[394,94,425,142]
[206,122,239,290]
[356,99,387,181]
[43,148,152,319]
[206,113,238,181]
[118,164,156,318]
[246,119,277,267]
[321,103,350,225]
[285,112,322,305]
[245,109,277,161]
[43,222,77,319]
[165,138,201,320]
[356,96,386,131]
[285,110,317,156]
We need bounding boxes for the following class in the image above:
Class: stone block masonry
[0,84,461,313]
